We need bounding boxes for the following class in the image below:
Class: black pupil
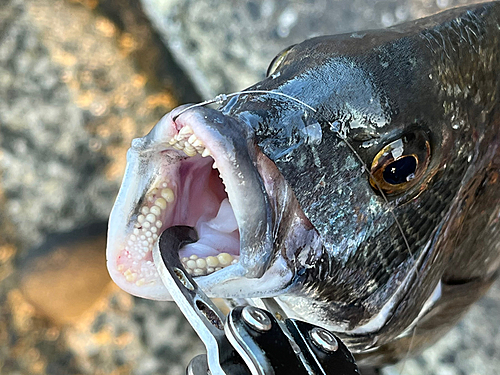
[383,156,417,185]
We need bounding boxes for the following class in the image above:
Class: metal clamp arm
[153,226,249,375]
[154,226,359,375]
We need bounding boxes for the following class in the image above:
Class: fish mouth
[107,105,284,300]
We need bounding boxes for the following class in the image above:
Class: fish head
[107,28,439,302]
[107,3,500,359]
[220,32,447,327]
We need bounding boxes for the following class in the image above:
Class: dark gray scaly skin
[215,2,500,365]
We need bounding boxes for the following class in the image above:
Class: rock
[19,223,111,325]
[0,0,202,374]
[0,0,176,252]
[140,0,484,98]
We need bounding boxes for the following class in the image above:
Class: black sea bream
[107,3,500,365]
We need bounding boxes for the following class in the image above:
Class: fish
[107,2,500,367]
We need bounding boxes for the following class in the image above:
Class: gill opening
[172,90,416,270]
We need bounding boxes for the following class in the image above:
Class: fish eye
[266,45,295,77]
[369,131,431,195]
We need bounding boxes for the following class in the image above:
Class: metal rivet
[242,306,272,332]
[310,327,338,352]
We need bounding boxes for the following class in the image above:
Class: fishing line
[400,323,419,375]
[172,90,415,262]
[172,90,318,121]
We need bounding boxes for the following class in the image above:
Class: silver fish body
[107,3,500,366]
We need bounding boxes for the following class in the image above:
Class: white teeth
[165,128,219,163]
[184,147,198,157]
[217,253,233,266]
[172,143,184,150]
[150,206,161,216]
[155,198,167,210]
[188,134,198,144]
[161,188,175,203]
[206,256,219,267]
[181,252,238,276]
[117,127,230,289]
[179,126,193,136]
[118,179,177,288]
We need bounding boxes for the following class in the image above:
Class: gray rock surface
[0,0,165,251]
[141,0,484,98]
[0,1,203,374]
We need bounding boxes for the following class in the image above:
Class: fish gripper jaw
[154,226,360,375]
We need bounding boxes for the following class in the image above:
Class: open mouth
[117,128,240,283]
[107,106,273,300]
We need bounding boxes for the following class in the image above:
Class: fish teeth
[119,127,228,287]
[118,179,178,287]
[179,125,193,136]
[188,134,198,144]
[161,188,175,203]
[180,252,239,276]
[165,128,217,161]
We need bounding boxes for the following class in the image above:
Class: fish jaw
[106,105,305,300]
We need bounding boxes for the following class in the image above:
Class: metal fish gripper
[153,226,360,375]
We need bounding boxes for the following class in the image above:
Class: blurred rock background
[0,0,497,374]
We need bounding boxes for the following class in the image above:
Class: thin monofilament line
[172,90,318,121]
[172,90,414,261]
[400,323,419,374]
